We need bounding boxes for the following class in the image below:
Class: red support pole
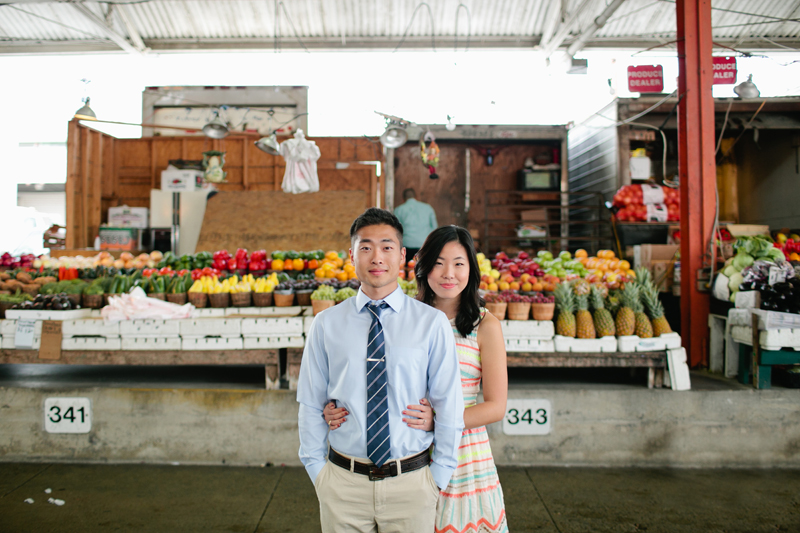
[676,0,716,368]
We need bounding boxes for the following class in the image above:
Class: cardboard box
[629,156,652,180]
[521,209,549,223]
[99,227,142,251]
[161,168,203,191]
[108,206,149,229]
[632,244,679,292]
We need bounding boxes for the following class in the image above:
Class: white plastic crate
[730,326,800,351]
[225,306,303,317]
[243,336,305,349]
[504,338,555,352]
[500,320,555,339]
[179,318,242,337]
[181,337,244,351]
[554,335,618,353]
[617,333,682,353]
[304,315,316,334]
[121,337,182,351]
[193,308,227,318]
[62,337,122,350]
[119,319,181,337]
[728,308,800,330]
[4,309,91,320]
[90,309,103,318]
[62,319,120,337]
[0,320,43,336]
[241,317,303,336]
[2,335,41,349]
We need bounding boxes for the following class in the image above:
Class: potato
[16,272,33,284]
[0,272,10,281]
[21,284,40,296]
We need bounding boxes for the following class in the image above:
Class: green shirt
[394,198,438,249]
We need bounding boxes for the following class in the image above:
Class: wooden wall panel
[195,191,367,253]
[67,127,383,250]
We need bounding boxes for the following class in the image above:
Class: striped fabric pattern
[435,309,508,533]
[365,301,391,467]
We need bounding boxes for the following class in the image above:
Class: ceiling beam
[566,0,626,57]
[541,0,594,60]
[69,2,145,55]
[115,4,148,53]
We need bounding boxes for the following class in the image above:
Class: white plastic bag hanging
[279,129,321,194]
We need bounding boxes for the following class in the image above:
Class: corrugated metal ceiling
[1,0,799,55]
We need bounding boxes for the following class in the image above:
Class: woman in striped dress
[325,226,509,533]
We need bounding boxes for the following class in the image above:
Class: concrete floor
[1,462,798,533]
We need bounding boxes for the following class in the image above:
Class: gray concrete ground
[1,462,798,533]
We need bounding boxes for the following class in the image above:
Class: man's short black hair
[403,188,416,200]
[350,207,404,245]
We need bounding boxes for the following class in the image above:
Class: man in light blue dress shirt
[297,207,464,533]
[393,188,438,260]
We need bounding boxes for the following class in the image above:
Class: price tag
[768,266,786,286]
[44,397,92,434]
[503,399,551,435]
[14,319,36,349]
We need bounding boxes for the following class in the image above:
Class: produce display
[612,184,680,222]
[719,235,791,303]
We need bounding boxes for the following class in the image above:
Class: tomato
[307,259,319,270]
[159,266,174,276]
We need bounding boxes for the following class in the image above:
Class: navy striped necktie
[365,301,391,467]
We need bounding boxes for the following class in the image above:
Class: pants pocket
[425,466,441,497]
[313,461,330,492]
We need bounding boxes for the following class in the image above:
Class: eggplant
[774,282,793,294]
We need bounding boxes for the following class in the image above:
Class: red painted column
[676,0,716,367]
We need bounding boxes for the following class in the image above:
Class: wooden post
[676,0,715,368]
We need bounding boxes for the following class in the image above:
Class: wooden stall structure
[66,119,384,250]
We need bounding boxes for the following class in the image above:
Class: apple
[517,251,529,260]
[559,251,572,260]
[490,269,500,279]
[521,282,532,292]
[479,281,488,290]
[508,263,519,273]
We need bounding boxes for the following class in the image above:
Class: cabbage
[723,265,737,277]
[728,272,743,292]
[765,248,786,263]
[733,252,754,271]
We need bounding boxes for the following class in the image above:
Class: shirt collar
[355,285,406,314]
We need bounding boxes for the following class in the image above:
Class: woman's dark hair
[350,207,404,245]
[415,225,484,337]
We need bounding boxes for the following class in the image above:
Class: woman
[324,225,509,533]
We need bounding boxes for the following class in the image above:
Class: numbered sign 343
[44,398,92,434]
[503,399,551,435]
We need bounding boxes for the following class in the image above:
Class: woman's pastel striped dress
[435,310,508,533]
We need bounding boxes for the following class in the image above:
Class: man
[297,207,464,533]
[393,188,438,259]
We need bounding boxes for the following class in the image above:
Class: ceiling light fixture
[445,115,456,131]
[74,97,97,121]
[202,111,229,139]
[376,111,411,149]
[734,74,760,99]
[254,133,281,155]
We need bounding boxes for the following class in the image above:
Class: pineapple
[632,289,654,339]
[635,267,653,289]
[642,284,672,337]
[572,278,591,296]
[554,282,576,338]
[615,283,638,336]
[575,293,596,339]
[590,286,616,338]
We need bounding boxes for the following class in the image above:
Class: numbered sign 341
[503,399,551,435]
[44,397,92,434]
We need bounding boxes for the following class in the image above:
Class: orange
[619,260,630,270]
[292,258,304,271]
[608,259,620,270]
[509,281,520,291]
[343,264,355,273]
[314,268,325,278]
[271,259,284,271]
[335,271,348,281]
[498,281,510,291]
[488,283,498,292]
[575,249,588,259]
[532,282,543,292]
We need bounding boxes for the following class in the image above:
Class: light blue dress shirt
[394,198,438,249]
[297,285,464,490]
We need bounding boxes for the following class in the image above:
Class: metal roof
[1,0,799,55]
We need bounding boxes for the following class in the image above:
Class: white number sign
[44,398,92,434]
[503,399,551,435]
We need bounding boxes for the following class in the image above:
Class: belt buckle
[368,466,388,481]
[367,462,397,481]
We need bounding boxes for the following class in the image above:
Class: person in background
[393,188,438,260]
[325,225,509,533]
[297,208,464,533]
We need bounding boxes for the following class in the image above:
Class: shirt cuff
[305,460,326,484]
[429,461,455,491]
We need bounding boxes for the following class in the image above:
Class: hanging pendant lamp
[74,98,97,121]
[254,133,281,155]
[202,111,229,139]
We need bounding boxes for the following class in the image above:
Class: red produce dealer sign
[627,65,664,93]
[712,56,737,85]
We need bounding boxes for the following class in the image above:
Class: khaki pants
[314,452,441,533]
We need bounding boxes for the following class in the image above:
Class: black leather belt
[328,448,430,481]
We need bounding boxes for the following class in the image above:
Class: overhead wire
[394,2,436,53]
[2,4,107,40]
[454,3,471,53]
[274,1,310,53]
